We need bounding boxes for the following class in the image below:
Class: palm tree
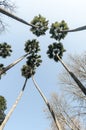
[0,96,7,126]
[47,42,86,96]
[0,78,28,130]
[21,39,62,130]
[22,67,62,130]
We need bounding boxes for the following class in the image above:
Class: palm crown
[0,42,12,58]
[21,39,42,79]
[30,14,48,36]
[49,20,69,41]
[47,42,66,62]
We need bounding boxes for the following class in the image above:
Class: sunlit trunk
[32,76,62,130]
[0,78,28,130]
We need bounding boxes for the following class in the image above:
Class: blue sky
[0,0,86,130]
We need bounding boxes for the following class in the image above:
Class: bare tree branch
[0,0,15,12]
[0,0,16,32]
[48,93,80,130]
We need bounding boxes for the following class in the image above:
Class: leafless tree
[59,52,86,128]
[0,0,15,32]
[0,0,15,11]
[51,93,80,130]
[56,54,86,96]
[59,52,86,101]
[45,93,81,130]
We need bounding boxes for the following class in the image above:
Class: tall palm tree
[0,78,28,130]
[21,39,62,130]
[32,76,62,130]
[47,42,86,96]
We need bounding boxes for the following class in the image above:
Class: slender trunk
[32,76,62,130]
[0,8,37,28]
[60,26,86,33]
[0,78,28,130]
[56,55,86,96]
[0,53,29,75]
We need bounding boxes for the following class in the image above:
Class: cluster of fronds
[30,14,48,36]
[21,39,42,79]
[47,42,66,62]
[0,42,12,58]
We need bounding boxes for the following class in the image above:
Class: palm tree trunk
[59,26,86,33]
[32,76,62,130]
[0,7,37,28]
[0,53,29,76]
[0,78,28,130]
[56,55,86,96]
